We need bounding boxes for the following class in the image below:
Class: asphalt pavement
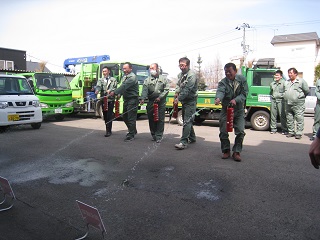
[0,114,320,240]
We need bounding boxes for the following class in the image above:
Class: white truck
[0,74,42,132]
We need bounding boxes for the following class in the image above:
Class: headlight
[32,100,40,107]
[40,102,48,108]
[64,102,73,107]
[0,101,8,109]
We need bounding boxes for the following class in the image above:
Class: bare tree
[35,61,47,72]
[203,55,223,89]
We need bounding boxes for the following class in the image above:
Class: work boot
[104,128,112,137]
[222,150,230,159]
[232,152,241,162]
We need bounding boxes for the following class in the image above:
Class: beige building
[271,32,320,86]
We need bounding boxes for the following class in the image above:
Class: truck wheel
[177,110,183,126]
[31,122,41,129]
[250,110,270,131]
[54,114,65,121]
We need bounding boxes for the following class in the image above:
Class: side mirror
[79,80,82,88]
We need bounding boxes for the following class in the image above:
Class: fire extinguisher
[226,104,234,132]
[153,102,159,122]
[115,99,120,118]
[103,95,108,112]
[172,100,178,119]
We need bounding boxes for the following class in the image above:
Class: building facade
[271,32,320,86]
[0,47,26,70]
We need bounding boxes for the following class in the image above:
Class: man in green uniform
[310,79,320,140]
[110,62,139,142]
[270,69,287,134]
[95,66,118,137]
[140,63,170,143]
[174,57,198,150]
[284,67,309,140]
[214,63,248,162]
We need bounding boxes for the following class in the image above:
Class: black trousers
[103,101,115,132]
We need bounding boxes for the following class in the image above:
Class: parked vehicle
[0,74,42,131]
[305,86,316,114]
[15,72,73,120]
[166,66,280,131]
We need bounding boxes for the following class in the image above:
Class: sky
[1,0,320,78]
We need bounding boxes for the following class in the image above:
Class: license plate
[55,108,62,113]
[8,114,19,121]
[140,105,146,111]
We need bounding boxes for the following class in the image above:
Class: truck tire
[250,110,270,131]
[31,122,41,129]
[177,110,183,126]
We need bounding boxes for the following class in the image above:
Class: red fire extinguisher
[172,100,178,119]
[153,102,159,122]
[103,95,108,112]
[115,99,120,118]
[226,104,234,132]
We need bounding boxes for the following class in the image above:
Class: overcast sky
[1,0,320,77]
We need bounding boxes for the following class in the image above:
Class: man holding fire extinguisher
[215,63,248,162]
[140,63,170,143]
[95,66,118,137]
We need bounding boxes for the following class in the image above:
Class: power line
[253,19,320,29]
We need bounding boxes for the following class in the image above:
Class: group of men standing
[94,58,316,163]
[269,68,311,140]
[94,59,199,149]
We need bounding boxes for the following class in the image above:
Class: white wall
[273,41,319,86]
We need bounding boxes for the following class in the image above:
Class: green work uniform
[95,76,118,133]
[114,72,139,138]
[141,74,170,141]
[175,69,198,145]
[215,74,248,153]
[270,78,287,133]
[284,78,309,136]
[312,79,320,137]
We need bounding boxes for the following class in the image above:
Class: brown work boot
[232,152,241,162]
[222,150,230,159]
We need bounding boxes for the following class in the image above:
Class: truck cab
[16,72,73,120]
[0,74,42,131]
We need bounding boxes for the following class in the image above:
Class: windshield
[35,73,71,90]
[0,76,34,95]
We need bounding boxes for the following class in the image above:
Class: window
[0,60,5,69]
[6,61,14,70]
[252,71,274,86]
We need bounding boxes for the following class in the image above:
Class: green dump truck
[15,72,73,120]
[166,66,278,131]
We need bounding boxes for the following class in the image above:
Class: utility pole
[236,23,250,66]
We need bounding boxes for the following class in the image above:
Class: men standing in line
[214,63,248,162]
[140,63,170,143]
[110,62,139,142]
[284,67,309,139]
[174,57,198,150]
[269,69,287,134]
[95,66,118,137]
[310,78,320,140]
